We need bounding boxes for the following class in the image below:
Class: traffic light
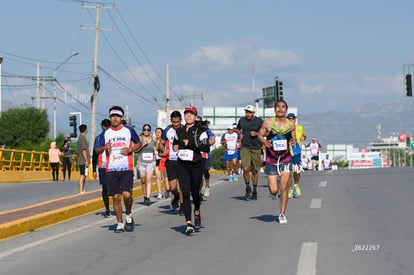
[406,74,412,96]
[276,80,284,101]
[406,136,411,147]
[69,115,77,138]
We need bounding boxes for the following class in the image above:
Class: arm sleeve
[92,149,98,172]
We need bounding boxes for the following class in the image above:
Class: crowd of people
[48,101,334,234]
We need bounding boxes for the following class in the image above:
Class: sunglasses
[143,128,151,131]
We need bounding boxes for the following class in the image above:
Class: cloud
[182,43,302,73]
[299,82,324,94]
[256,49,302,70]
[183,45,237,67]
[119,65,157,86]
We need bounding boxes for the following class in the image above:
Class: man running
[258,100,296,224]
[160,111,182,211]
[322,154,332,170]
[306,137,322,171]
[95,106,142,233]
[286,113,306,199]
[237,105,263,200]
[221,125,240,181]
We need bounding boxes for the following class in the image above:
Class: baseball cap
[312,137,316,141]
[286,113,296,118]
[184,106,197,116]
[227,125,233,129]
[244,105,255,112]
[232,123,237,128]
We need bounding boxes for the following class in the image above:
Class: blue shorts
[265,163,292,175]
[292,154,301,165]
[106,170,134,196]
[224,151,239,162]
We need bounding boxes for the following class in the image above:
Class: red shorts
[159,157,167,172]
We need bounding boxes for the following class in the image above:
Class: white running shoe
[156,193,164,199]
[204,187,210,197]
[278,214,288,224]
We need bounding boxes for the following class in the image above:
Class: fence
[0,148,79,182]
[0,148,77,172]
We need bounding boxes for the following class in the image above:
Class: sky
[1,0,414,138]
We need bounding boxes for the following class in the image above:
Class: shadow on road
[249,214,276,223]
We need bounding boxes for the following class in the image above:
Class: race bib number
[142,153,154,161]
[169,147,178,161]
[178,149,194,161]
[228,149,236,155]
[272,139,287,151]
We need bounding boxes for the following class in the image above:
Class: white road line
[319,181,327,187]
[310,198,322,209]
[0,178,228,259]
[297,242,318,275]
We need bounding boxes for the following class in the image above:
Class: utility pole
[166,64,170,115]
[36,62,40,109]
[81,3,114,155]
[0,57,3,118]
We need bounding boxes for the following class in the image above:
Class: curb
[0,181,159,241]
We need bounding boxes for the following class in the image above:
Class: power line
[98,65,161,108]
[106,9,165,98]
[115,9,185,107]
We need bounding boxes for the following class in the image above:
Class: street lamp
[53,52,79,139]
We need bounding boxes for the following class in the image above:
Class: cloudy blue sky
[1,0,413,136]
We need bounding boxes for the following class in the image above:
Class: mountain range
[297,98,414,149]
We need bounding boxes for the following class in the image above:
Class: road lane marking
[310,198,322,209]
[319,181,327,187]
[297,242,318,275]
[0,177,228,259]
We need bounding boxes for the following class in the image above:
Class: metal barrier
[0,148,77,172]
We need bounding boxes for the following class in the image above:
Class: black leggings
[62,157,72,180]
[99,168,110,211]
[50,162,59,181]
[176,160,204,222]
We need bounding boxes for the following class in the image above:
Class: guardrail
[0,148,77,172]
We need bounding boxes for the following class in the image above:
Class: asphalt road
[1,167,413,275]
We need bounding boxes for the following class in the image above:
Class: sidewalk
[0,180,149,241]
[0,171,226,241]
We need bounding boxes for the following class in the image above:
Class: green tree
[210,145,226,170]
[0,107,49,148]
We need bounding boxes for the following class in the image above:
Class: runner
[153,127,165,199]
[301,154,311,171]
[221,125,240,182]
[173,107,210,234]
[197,116,215,199]
[136,124,156,206]
[160,111,182,212]
[322,154,332,170]
[306,137,322,171]
[286,113,306,199]
[258,100,296,224]
[92,118,112,218]
[95,106,142,233]
[236,105,263,200]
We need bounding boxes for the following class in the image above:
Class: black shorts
[78,165,86,176]
[165,160,178,181]
[156,159,161,167]
[105,170,134,196]
[311,156,319,161]
[203,158,211,171]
